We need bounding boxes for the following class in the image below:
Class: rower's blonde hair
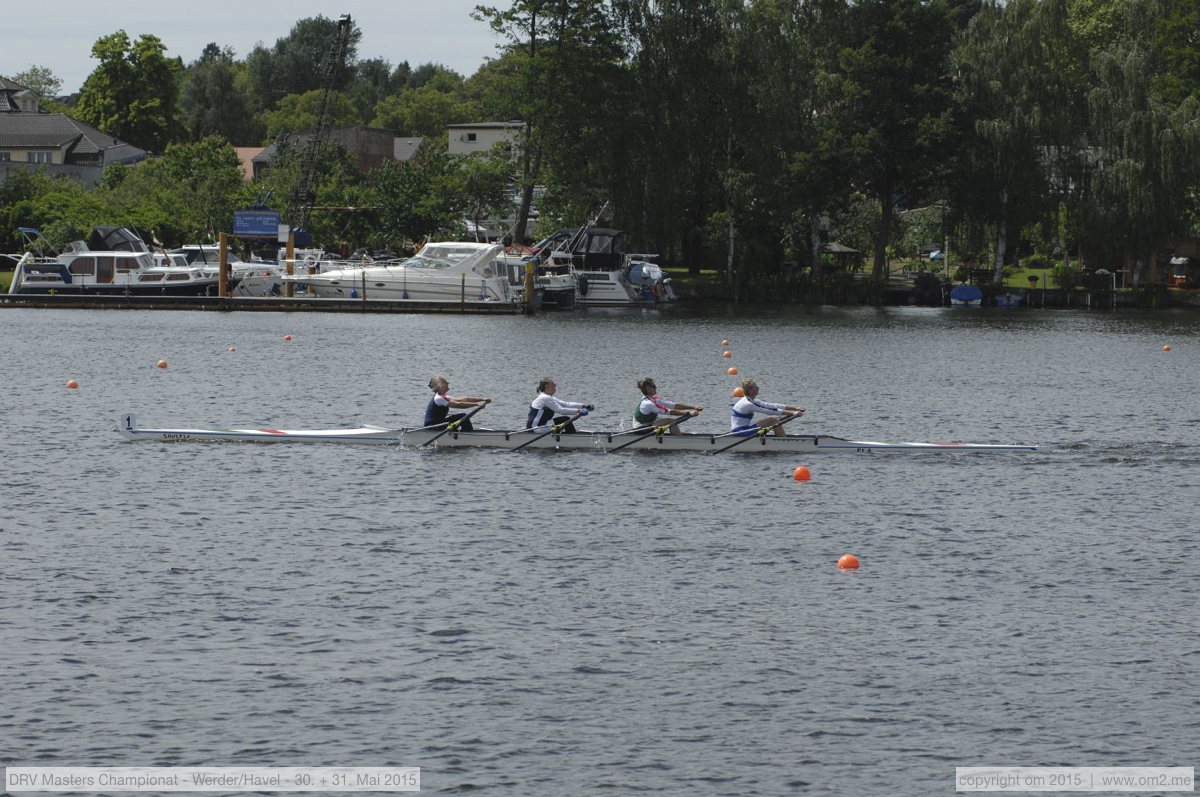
[428,375,448,392]
[739,378,758,392]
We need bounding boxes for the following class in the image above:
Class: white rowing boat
[117,415,1037,453]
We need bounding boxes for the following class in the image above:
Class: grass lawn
[1,270,11,292]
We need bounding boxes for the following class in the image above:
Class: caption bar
[5,767,420,793]
[956,767,1194,792]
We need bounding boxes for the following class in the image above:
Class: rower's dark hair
[537,377,554,393]
[637,377,656,395]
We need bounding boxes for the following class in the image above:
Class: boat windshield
[401,254,454,270]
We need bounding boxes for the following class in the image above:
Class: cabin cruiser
[8,227,221,296]
[281,242,514,302]
[531,227,675,307]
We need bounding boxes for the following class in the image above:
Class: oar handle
[513,407,590,451]
[417,401,489,447]
[711,412,802,454]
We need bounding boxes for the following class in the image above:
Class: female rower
[730,378,804,435]
[424,375,491,431]
[527,377,593,433]
[633,377,702,434]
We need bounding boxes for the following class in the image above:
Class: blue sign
[233,210,281,237]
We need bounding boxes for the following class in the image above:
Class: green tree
[371,140,470,243]
[372,85,471,137]
[245,16,362,112]
[260,90,359,140]
[75,31,181,153]
[951,0,1087,284]
[817,0,959,284]
[10,65,62,98]
[178,44,259,144]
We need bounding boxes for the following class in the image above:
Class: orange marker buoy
[156,360,168,369]
[838,554,860,570]
[722,350,732,358]
[722,339,730,346]
[1163,345,1172,352]
[66,379,79,389]
[227,346,236,352]
[732,387,745,397]
[727,367,738,375]
[793,466,811,481]
[283,334,293,341]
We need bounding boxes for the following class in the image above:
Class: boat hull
[117,415,1037,453]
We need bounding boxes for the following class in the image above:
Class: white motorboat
[281,242,514,302]
[537,227,676,307]
[8,228,221,296]
[118,414,1037,454]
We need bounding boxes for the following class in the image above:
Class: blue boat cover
[950,284,983,302]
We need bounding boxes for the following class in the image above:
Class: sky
[3,0,505,95]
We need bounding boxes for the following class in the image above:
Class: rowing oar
[710,412,802,454]
[512,407,591,452]
[418,402,489,448]
[607,413,696,452]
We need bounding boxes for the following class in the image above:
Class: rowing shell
[118,414,1037,453]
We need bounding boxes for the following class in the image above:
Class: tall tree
[951,0,1086,283]
[75,31,181,153]
[178,44,258,145]
[817,0,958,283]
[10,65,62,98]
[245,16,362,112]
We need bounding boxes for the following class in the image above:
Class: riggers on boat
[117,415,1038,453]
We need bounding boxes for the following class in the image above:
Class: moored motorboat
[281,242,514,302]
[118,414,1037,453]
[8,228,222,296]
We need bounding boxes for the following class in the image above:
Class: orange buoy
[837,554,860,570]
[156,360,168,369]
[66,379,79,389]
[722,350,732,358]
[732,387,745,397]
[793,466,811,481]
[1163,345,1172,352]
[283,334,293,341]
[722,339,730,346]
[727,367,738,375]
[227,346,236,352]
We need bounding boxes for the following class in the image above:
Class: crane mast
[287,14,353,234]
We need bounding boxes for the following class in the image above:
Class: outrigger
[117,414,1038,454]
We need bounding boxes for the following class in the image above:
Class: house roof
[0,111,144,162]
[447,121,524,130]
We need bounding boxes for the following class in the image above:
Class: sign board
[233,210,281,237]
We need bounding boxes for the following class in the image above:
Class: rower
[730,378,804,436]
[425,375,490,431]
[527,377,593,433]
[633,377,702,434]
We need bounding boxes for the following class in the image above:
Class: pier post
[524,262,536,314]
[219,233,229,297]
[284,234,295,298]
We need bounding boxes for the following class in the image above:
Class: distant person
[633,377,702,434]
[527,377,593,433]
[424,375,490,431]
[730,378,804,435]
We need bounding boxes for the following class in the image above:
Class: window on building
[27,152,51,164]
[0,152,10,162]
[466,133,477,142]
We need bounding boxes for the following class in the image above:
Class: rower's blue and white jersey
[731,395,786,430]
[527,392,586,431]
[424,393,451,427]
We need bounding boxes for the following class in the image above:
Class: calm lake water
[2,304,1198,796]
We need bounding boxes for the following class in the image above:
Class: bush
[1021,253,1052,269]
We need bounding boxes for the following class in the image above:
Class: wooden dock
[0,293,526,314]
